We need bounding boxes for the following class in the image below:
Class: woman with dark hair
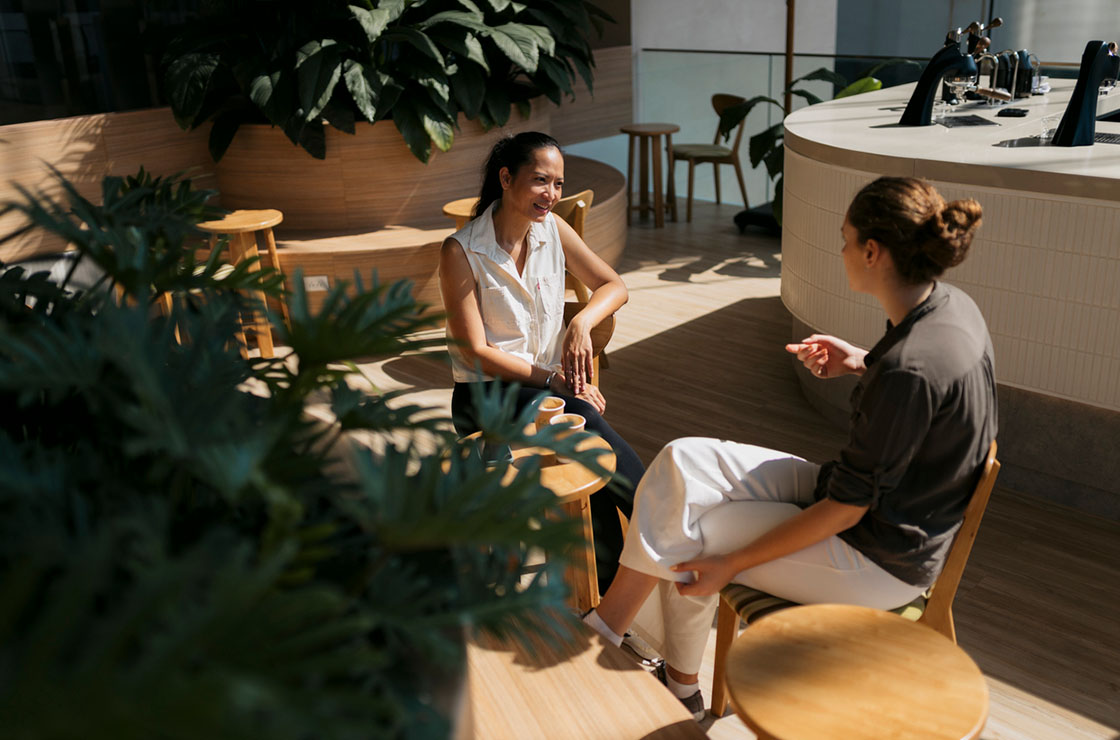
[581,177,997,720]
[439,131,644,595]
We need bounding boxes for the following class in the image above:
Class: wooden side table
[457,432,616,612]
[725,604,989,739]
[620,123,679,228]
[196,209,284,359]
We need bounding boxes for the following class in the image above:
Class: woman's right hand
[549,371,606,414]
[785,334,868,379]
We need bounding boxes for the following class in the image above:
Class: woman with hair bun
[580,177,997,720]
[439,131,643,596]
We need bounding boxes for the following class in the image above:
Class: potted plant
[161,0,613,163]
[0,168,607,738]
[720,60,921,228]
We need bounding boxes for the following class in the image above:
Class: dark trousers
[452,381,644,595]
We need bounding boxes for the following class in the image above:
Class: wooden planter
[214,104,552,232]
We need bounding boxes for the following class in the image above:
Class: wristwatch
[544,370,557,389]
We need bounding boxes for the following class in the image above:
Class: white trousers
[620,437,925,675]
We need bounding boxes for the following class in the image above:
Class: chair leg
[686,160,695,223]
[714,162,721,204]
[733,158,749,209]
[710,595,739,717]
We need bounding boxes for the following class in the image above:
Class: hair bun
[922,198,982,270]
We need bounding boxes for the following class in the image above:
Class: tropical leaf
[835,76,883,99]
[295,40,343,123]
[165,52,220,129]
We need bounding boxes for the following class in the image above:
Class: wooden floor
[358,200,1120,740]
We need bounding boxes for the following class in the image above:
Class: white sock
[666,674,700,699]
[582,609,623,647]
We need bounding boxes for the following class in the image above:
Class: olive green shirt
[814,282,998,588]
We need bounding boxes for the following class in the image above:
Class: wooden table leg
[625,134,635,226]
[638,133,650,220]
[666,134,678,222]
[652,133,665,228]
[563,496,600,612]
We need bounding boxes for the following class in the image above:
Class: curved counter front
[781,80,1120,515]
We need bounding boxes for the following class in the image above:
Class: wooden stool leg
[666,134,678,222]
[626,134,635,226]
[651,134,665,228]
[261,226,289,325]
[638,134,650,220]
[563,497,599,612]
[711,596,740,717]
[216,234,250,359]
[714,162,722,204]
[686,160,696,223]
[234,231,275,359]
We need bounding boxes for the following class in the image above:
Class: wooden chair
[552,189,614,388]
[669,94,750,223]
[709,440,1001,717]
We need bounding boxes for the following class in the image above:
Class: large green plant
[0,168,606,738]
[162,0,611,162]
[719,60,920,225]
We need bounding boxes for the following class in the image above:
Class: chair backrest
[552,189,594,239]
[712,93,748,155]
[918,439,1000,642]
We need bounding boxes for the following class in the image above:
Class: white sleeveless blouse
[446,201,567,383]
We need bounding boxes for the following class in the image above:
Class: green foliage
[719,59,921,225]
[0,168,596,737]
[160,0,613,162]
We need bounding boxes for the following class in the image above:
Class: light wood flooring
[360,200,1120,739]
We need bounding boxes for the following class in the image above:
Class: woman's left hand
[671,554,740,597]
[561,319,594,394]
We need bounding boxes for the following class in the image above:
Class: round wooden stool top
[197,209,283,234]
[726,604,988,740]
[619,123,680,136]
[442,197,479,230]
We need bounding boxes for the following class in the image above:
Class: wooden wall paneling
[1,108,212,262]
[551,45,633,146]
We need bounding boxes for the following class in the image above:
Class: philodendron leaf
[342,60,381,122]
[749,122,783,169]
[791,67,848,89]
[393,101,433,162]
[836,76,882,99]
[165,52,220,129]
[321,101,356,134]
[790,88,823,107]
[763,144,784,179]
[487,24,540,73]
[449,64,486,119]
[430,28,489,74]
[248,69,295,127]
[483,0,512,11]
[417,10,488,34]
[295,40,342,122]
[348,4,395,44]
[384,28,447,72]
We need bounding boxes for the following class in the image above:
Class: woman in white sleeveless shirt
[439,132,645,595]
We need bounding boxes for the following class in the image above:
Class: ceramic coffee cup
[549,412,586,463]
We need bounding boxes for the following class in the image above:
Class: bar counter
[781,79,1120,516]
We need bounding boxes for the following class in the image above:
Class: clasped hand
[785,333,867,379]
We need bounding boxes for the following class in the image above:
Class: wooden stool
[620,123,679,227]
[442,196,478,230]
[725,604,989,739]
[196,209,285,359]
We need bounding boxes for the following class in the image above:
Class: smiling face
[500,146,564,222]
